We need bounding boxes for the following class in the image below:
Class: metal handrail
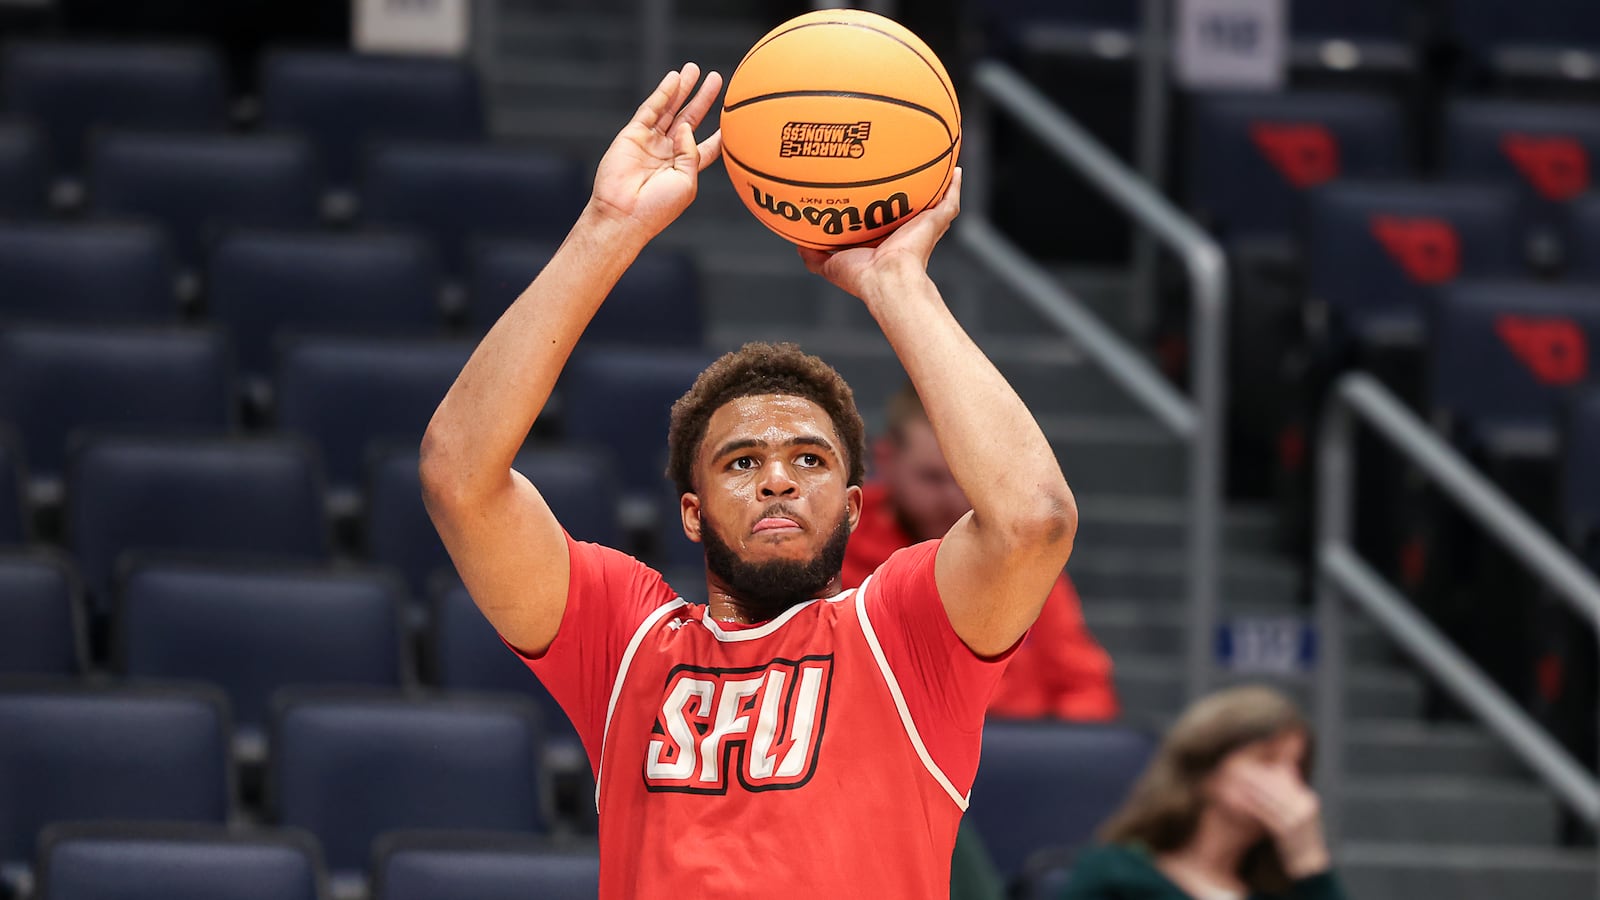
[1314,372,1600,864]
[963,59,1228,698]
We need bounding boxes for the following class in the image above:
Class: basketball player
[421,64,1077,898]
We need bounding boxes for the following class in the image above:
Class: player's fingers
[660,63,699,134]
[797,246,831,274]
[677,69,723,131]
[634,70,681,132]
[697,129,724,171]
[672,121,698,174]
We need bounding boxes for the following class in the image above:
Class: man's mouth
[753,517,803,534]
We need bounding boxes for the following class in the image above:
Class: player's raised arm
[799,169,1077,657]
[419,64,722,656]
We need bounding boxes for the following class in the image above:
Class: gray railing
[962,60,1228,699]
[1313,372,1600,871]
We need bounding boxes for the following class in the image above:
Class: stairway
[478,3,1597,897]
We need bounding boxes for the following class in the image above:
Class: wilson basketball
[719,10,961,250]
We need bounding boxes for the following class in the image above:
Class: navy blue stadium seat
[0,551,83,675]
[561,348,714,496]
[373,832,598,900]
[1450,0,1600,65]
[274,336,472,495]
[270,691,544,876]
[0,42,225,175]
[1564,386,1600,549]
[0,123,44,215]
[208,231,443,385]
[0,223,177,324]
[118,559,409,756]
[366,445,622,597]
[0,429,25,544]
[1567,194,1600,280]
[361,143,584,272]
[36,823,328,900]
[966,721,1156,885]
[1306,181,1521,345]
[1185,92,1407,241]
[1430,281,1600,451]
[1443,101,1600,236]
[88,133,320,269]
[65,434,329,609]
[467,239,704,345]
[0,683,232,871]
[431,577,580,753]
[0,324,232,483]
[261,50,483,188]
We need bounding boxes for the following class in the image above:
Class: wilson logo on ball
[779,121,872,159]
[749,186,912,235]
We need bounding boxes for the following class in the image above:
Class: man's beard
[700,506,852,622]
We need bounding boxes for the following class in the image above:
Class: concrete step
[1042,414,1186,497]
[1082,604,1391,666]
[1340,842,1595,900]
[1342,777,1562,846]
[1113,657,1424,720]
[1073,494,1286,555]
[1345,721,1526,779]
[1068,548,1300,606]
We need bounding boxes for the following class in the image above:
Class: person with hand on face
[1062,686,1345,900]
[844,384,1117,721]
[421,62,1078,900]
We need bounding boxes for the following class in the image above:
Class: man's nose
[758,460,799,497]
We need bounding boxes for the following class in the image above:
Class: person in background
[1062,686,1345,900]
[843,383,1118,721]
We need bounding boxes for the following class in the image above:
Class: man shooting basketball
[421,64,1077,899]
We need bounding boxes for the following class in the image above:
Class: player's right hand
[589,63,723,240]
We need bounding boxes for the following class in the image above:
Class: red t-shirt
[508,533,1014,899]
[842,483,1119,721]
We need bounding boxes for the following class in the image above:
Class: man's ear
[680,492,703,544]
[845,483,863,533]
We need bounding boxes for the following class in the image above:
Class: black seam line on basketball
[723,89,953,140]
[727,20,960,128]
[724,141,954,190]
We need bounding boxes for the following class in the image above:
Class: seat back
[270,692,544,874]
[0,324,233,481]
[209,231,442,381]
[0,683,232,866]
[561,348,715,495]
[1186,91,1407,241]
[1444,100,1600,223]
[1565,194,1600,279]
[966,721,1156,884]
[37,822,327,900]
[89,133,320,267]
[1430,281,1600,447]
[274,336,471,492]
[0,551,83,675]
[261,50,483,186]
[1306,181,1521,341]
[66,435,329,607]
[467,240,703,346]
[0,223,177,324]
[118,560,409,737]
[361,143,583,272]
[372,832,597,900]
[0,42,226,174]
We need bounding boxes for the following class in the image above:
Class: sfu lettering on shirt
[505,534,1014,900]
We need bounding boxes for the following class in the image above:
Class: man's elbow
[418,426,467,513]
[1008,490,1078,554]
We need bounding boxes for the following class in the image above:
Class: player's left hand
[798,167,961,300]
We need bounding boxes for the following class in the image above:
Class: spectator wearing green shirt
[1062,686,1345,900]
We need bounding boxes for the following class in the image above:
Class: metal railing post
[1312,394,1354,845]
[1130,0,1171,336]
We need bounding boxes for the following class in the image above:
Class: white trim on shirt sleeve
[853,575,969,811]
[596,598,689,810]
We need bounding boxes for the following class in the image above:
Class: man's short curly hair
[667,342,866,496]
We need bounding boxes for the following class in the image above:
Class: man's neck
[706,577,845,624]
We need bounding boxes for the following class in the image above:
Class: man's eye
[731,456,756,470]
[798,453,823,467]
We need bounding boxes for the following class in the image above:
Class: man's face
[877,419,969,542]
[682,394,861,615]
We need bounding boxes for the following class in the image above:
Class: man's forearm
[861,259,1074,530]
[421,203,649,493]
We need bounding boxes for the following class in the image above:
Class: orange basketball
[719,9,961,250]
